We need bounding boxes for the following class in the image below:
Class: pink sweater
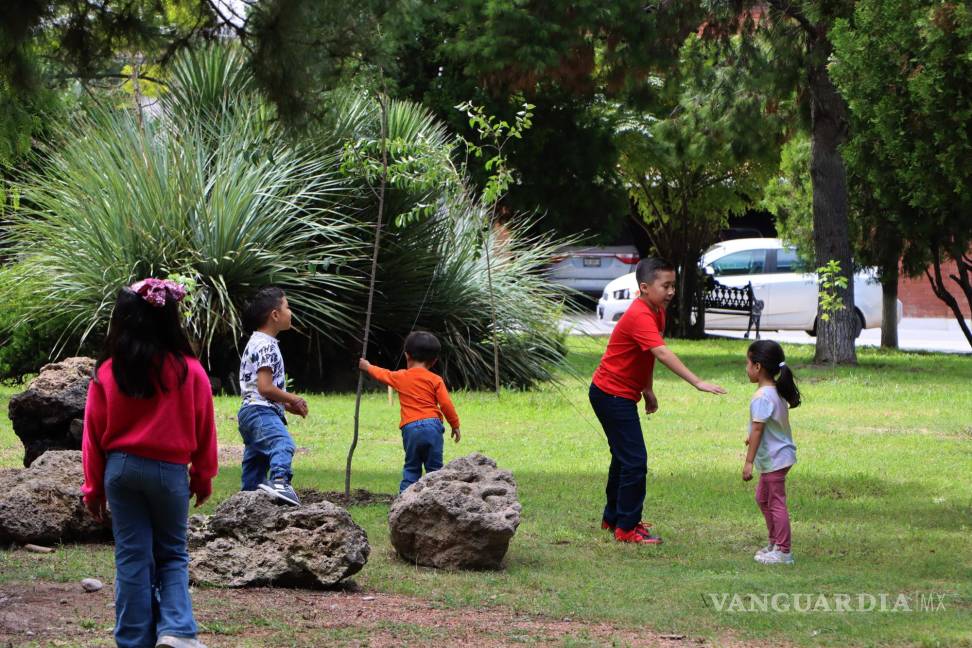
[81,355,218,504]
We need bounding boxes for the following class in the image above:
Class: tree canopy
[830,0,972,345]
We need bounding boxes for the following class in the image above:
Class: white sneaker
[755,543,776,558]
[156,636,207,648]
[755,549,794,565]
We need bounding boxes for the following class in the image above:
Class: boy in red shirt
[590,257,726,545]
[359,331,461,492]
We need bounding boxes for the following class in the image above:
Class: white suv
[596,238,902,336]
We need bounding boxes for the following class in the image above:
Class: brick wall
[898,259,971,318]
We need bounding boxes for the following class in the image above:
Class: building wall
[898,259,971,318]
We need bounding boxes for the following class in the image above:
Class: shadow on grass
[207,464,972,538]
[670,349,972,385]
[562,337,972,389]
[521,472,970,534]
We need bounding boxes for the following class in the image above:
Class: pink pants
[755,465,791,553]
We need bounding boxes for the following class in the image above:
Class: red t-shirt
[81,355,218,504]
[592,298,666,402]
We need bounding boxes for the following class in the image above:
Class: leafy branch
[817,259,848,373]
[454,98,535,395]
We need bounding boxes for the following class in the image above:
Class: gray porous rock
[188,490,369,588]
[7,357,95,467]
[388,453,520,570]
[0,450,111,544]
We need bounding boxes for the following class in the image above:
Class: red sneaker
[633,521,653,536]
[615,525,663,545]
[604,520,652,532]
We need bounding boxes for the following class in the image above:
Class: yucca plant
[2,50,362,375]
[371,197,570,389]
[317,92,572,389]
[2,44,571,390]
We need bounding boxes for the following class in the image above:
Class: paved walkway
[560,314,971,355]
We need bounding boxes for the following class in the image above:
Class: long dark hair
[97,287,195,398]
[747,339,801,408]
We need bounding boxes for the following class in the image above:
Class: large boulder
[388,453,521,570]
[0,450,111,545]
[8,357,95,467]
[188,491,370,588]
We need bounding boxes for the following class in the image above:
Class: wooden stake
[346,89,389,498]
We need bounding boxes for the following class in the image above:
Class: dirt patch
[302,489,395,507]
[0,580,771,647]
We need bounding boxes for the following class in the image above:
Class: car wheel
[852,309,865,339]
[807,311,865,338]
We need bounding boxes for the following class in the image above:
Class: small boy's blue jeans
[400,417,445,492]
[237,405,296,490]
[105,452,198,648]
[588,383,648,531]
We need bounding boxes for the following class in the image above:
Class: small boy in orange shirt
[359,331,461,492]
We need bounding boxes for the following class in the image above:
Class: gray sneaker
[259,477,300,506]
[755,543,776,558]
[755,549,794,565]
[156,636,207,648]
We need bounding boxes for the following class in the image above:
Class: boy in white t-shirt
[237,287,308,505]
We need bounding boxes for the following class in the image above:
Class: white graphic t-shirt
[239,331,286,417]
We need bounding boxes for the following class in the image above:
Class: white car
[596,238,903,336]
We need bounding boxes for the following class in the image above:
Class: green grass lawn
[2,337,970,646]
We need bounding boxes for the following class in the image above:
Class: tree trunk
[879,239,901,349]
[925,247,972,348]
[684,251,706,338]
[667,250,704,339]
[807,36,857,365]
[880,269,899,349]
[674,257,691,338]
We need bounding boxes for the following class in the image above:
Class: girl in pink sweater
[82,279,217,648]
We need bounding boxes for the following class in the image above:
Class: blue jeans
[400,417,445,492]
[105,452,197,648]
[589,383,648,531]
[237,405,295,490]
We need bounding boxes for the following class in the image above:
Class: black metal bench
[702,278,763,339]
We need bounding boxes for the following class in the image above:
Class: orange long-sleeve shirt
[366,365,460,430]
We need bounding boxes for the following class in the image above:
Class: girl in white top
[742,340,801,565]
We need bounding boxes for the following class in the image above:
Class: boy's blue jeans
[588,383,648,531]
[105,452,198,648]
[400,417,445,492]
[237,405,296,490]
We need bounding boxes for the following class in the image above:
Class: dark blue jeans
[105,452,197,648]
[400,417,445,492]
[237,405,296,490]
[589,383,648,531]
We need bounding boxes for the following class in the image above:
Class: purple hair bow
[130,278,187,308]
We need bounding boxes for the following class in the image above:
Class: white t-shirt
[239,331,286,417]
[750,385,797,473]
